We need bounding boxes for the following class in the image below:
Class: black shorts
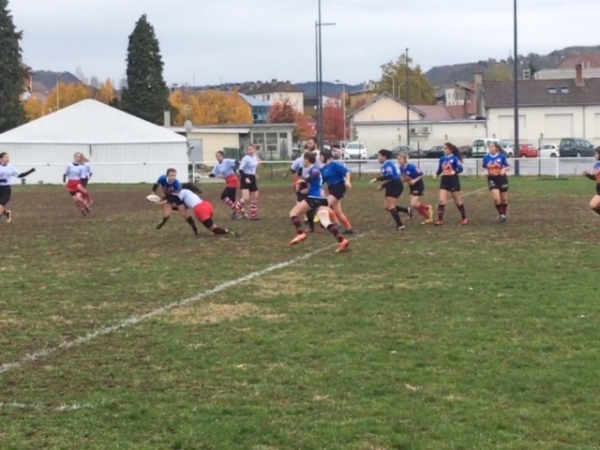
[596,184,600,196]
[241,174,258,192]
[296,191,307,202]
[328,183,346,200]
[487,175,508,192]
[221,187,237,202]
[408,180,425,196]
[80,178,89,187]
[306,196,329,210]
[166,193,184,207]
[0,185,11,206]
[384,181,403,199]
[439,175,461,192]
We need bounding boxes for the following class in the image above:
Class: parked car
[558,138,595,157]
[425,145,445,158]
[518,143,539,158]
[344,141,368,159]
[472,138,514,158]
[538,143,559,157]
[458,145,472,158]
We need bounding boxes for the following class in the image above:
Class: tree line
[1,0,451,140]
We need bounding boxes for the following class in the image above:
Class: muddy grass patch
[168,302,285,325]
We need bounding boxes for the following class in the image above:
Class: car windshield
[473,140,484,147]
[561,139,574,147]
[346,143,359,149]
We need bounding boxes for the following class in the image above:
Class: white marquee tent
[0,99,189,184]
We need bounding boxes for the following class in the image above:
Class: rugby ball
[146,194,161,203]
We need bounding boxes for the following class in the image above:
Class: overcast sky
[10,0,600,86]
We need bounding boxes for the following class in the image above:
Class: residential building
[534,55,600,80]
[237,93,271,124]
[240,79,304,114]
[483,64,600,145]
[346,91,485,153]
[347,80,379,110]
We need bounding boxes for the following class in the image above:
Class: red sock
[339,213,351,229]
[329,209,339,223]
[234,198,245,212]
[250,200,258,218]
[223,198,235,210]
[417,204,429,218]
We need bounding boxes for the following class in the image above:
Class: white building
[483,65,600,145]
[347,92,486,152]
[0,99,189,184]
[534,55,600,80]
[242,80,304,114]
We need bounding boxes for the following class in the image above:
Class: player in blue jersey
[370,149,412,231]
[151,168,198,235]
[583,147,600,216]
[433,143,468,225]
[209,151,246,219]
[320,150,354,234]
[288,152,349,252]
[482,141,510,222]
[0,152,35,223]
[290,153,318,228]
[398,153,433,225]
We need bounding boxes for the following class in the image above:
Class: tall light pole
[405,48,410,147]
[384,74,396,97]
[55,71,65,111]
[315,0,335,146]
[335,79,346,141]
[513,0,520,174]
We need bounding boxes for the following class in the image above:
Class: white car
[539,143,559,157]
[344,142,368,159]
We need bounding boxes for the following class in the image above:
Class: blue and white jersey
[239,155,259,175]
[290,156,303,175]
[156,174,181,194]
[305,165,325,198]
[64,163,84,180]
[0,164,20,186]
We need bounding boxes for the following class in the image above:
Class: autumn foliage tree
[97,79,115,103]
[23,96,43,121]
[322,98,346,141]
[269,98,312,141]
[168,89,252,125]
[379,53,435,104]
[44,81,93,113]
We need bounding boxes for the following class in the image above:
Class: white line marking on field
[0,399,104,411]
[0,232,371,375]
[0,187,487,375]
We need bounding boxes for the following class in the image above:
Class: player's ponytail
[445,142,462,161]
[182,182,202,195]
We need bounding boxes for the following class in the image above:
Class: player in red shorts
[175,183,239,236]
[63,152,92,215]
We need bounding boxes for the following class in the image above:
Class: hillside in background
[425,45,600,87]
[29,45,600,96]
[32,71,80,91]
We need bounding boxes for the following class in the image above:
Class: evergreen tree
[120,14,168,124]
[0,0,27,133]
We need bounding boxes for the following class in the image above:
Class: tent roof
[0,99,187,144]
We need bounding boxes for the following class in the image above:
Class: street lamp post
[55,72,65,111]
[513,0,520,174]
[405,48,410,147]
[315,0,335,146]
[384,74,396,97]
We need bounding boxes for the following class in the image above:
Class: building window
[266,94,270,101]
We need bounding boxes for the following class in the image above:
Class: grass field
[2,177,600,449]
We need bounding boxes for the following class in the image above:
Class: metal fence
[9,157,594,184]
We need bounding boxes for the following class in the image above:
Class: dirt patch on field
[169,302,285,325]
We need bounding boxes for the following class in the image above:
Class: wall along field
[1,178,599,449]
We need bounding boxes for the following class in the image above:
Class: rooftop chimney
[474,72,483,117]
[575,64,584,86]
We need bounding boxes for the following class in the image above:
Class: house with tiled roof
[240,79,304,114]
[346,91,486,151]
[534,54,600,80]
[483,64,600,145]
